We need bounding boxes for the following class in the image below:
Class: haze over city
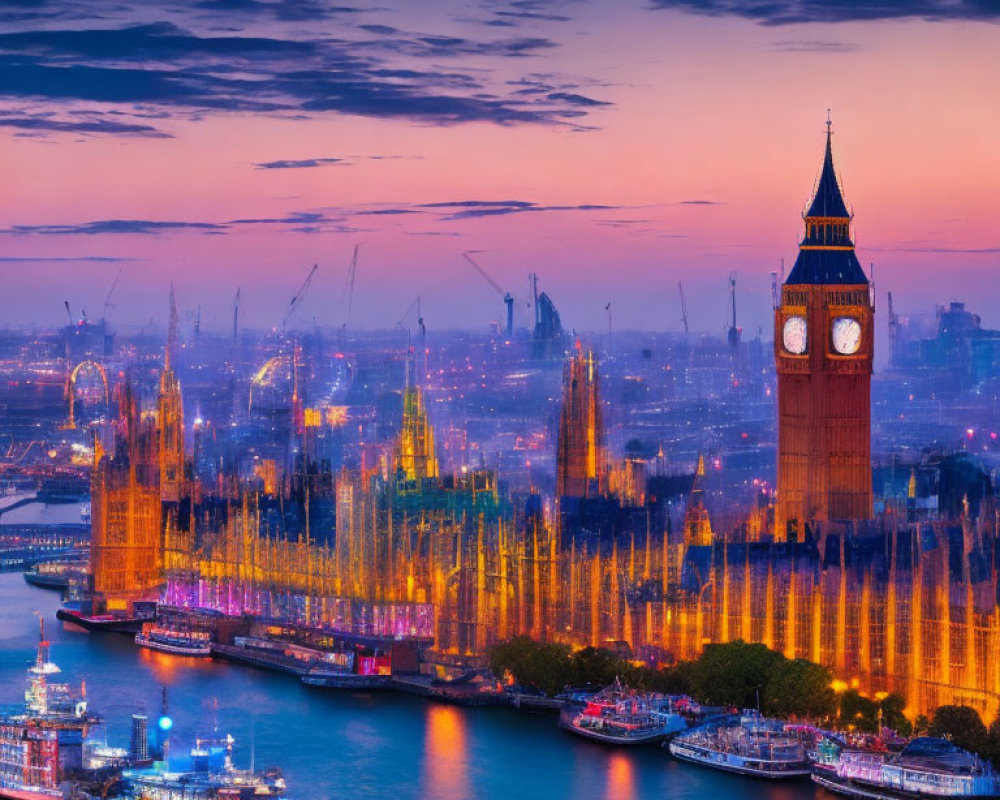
[2,0,998,339]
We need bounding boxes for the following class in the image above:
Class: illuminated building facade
[395,361,439,485]
[89,382,163,611]
[776,124,873,536]
[556,346,605,499]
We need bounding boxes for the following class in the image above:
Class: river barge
[668,711,812,779]
[811,736,1000,799]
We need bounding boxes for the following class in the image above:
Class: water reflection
[423,704,470,800]
[606,751,636,800]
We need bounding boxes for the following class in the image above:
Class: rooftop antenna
[727,271,739,348]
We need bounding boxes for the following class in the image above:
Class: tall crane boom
[678,281,689,336]
[341,245,359,321]
[232,287,241,343]
[102,268,122,321]
[463,251,514,338]
[282,264,318,330]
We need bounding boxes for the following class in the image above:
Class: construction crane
[102,268,122,322]
[341,245,360,323]
[232,288,241,344]
[282,264,318,330]
[396,295,424,335]
[677,281,689,336]
[463,251,514,338]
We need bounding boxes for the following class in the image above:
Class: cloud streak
[417,199,619,220]
[647,0,1000,25]
[0,255,140,262]
[254,158,345,169]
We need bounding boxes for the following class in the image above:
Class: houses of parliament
[85,127,1000,721]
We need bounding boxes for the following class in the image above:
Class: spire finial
[826,108,832,138]
[166,282,178,371]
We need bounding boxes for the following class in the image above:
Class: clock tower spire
[775,120,873,538]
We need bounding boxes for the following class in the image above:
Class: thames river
[0,573,819,800]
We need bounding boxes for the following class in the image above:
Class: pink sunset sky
[1,0,998,339]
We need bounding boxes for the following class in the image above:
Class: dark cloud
[354,208,423,215]
[254,158,345,169]
[419,200,536,208]
[417,199,618,219]
[678,199,721,205]
[0,16,607,134]
[0,255,139,262]
[0,113,169,136]
[358,24,398,34]
[869,245,1000,254]
[2,220,228,235]
[647,0,1000,25]
[494,10,572,21]
[547,91,611,106]
[770,40,858,52]
[0,210,353,236]
[194,0,365,21]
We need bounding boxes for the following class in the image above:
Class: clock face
[782,316,807,355]
[832,316,862,355]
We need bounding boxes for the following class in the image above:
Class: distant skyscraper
[775,123,873,536]
[129,712,149,763]
[556,346,605,499]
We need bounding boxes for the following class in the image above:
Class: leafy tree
[913,714,930,735]
[930,705,988,756]
[653,659,696,695]
[570,647,623,688]
[763,658,835,720]
[984,717,1000,768]
[689,640,783,709]
[489,636,574,696]
[839,689,878,732]
[879,693,911,737]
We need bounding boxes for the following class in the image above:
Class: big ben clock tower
[776,121,873,537]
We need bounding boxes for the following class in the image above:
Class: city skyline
[1,0,998,338]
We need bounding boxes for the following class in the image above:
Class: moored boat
[56,602,156,634]
[668,711,812,779]
[23,559,87,591]
[559,679,687,746]
[811,736,1000,799]
[124,733,287,800]
[135,623,212,657]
